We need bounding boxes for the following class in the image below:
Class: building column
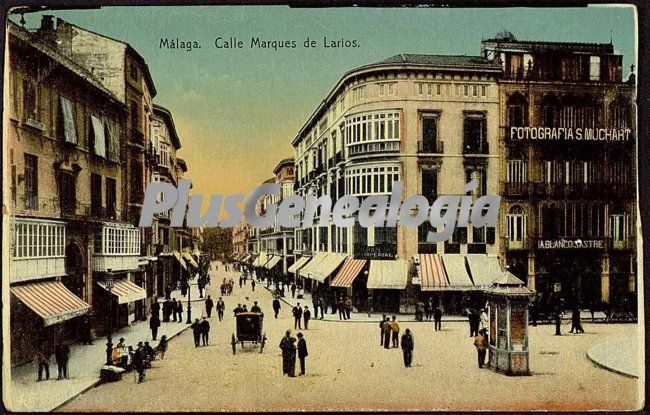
[628,255,636,293]
[527,252,536,292]
[282,236,288,275]
[601,254,610,303]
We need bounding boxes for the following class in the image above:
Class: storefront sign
[510,127,632,142]
[537,239,605,249]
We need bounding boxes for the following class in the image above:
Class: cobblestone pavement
[58,263,642,412]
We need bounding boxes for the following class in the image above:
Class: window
[130,101,140,132]
[106,177,117,216]
[59,172,76,215]
[421,115,438,152]
[345,111,400,154]
[507,93,527,127]
[159,143,170,167]
[507,160,527,183]
[436,84,441,95]
[541,94,560,128]
[472,85,478,97]
[58,96,78,144]
[465,169,486,199]
[22,79,38,121]
[94,225,140,255]
[91,174,103,215]
[421,169,437,203]
[345,164,399,196]
[609,99,631,129]
[589,56,601,81]
[90,115,106,158]
[24,154,38,210]
[13,220,65,259]
[463,85,469,96]
[463,113,487,153]
[481,85,487,97]
[609,213,627,243]
[130,63,139,81]
[507,205,527,244]
[417,83,423,95]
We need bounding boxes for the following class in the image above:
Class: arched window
[559,94,596,129]
[540,93,560,128]
[507,93,528,127]
[609,97,631,129]
[507,205,527,246]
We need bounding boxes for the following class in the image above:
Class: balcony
[348,141,400,157]
[131,130,145,147]
[462,141,489,155]
[314,165,324,177]
[502,182,635,199]
[328,152,343,168]
[417,141,444,154]
[501,236,532,251]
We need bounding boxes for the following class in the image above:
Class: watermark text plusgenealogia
[139,180,500,243]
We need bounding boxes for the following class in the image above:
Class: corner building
[483,33,637,312]
[292,54,502,313]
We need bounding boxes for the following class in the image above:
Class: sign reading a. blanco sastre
[537,238,607,250]
[509,126,632,141]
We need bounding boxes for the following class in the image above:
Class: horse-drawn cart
[231,312,266,354]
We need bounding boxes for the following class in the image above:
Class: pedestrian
[216,297,225,321]
[424,300,431,321]
[479,309,489,332]
[200,317,211,346]
[400,328,414,367]
[391,316,400,348]
[132,343,146,383]
[251,279,256,292]
[176,300,184,323]
[198,278,205,298]
[279,330,296,377]
[165,284,172,300]
[273,297,281,319]
[303,306,311,329]
[474,328,488,368]
[297,333,308,376]
[239,275,243,288]
[80,315,93,345]
[291,282,297,298]
[143,342,155,367]
[36,348,50,381]
[468,309,480,337]
[170,299,177,322]
[233,303,243,315]
[345,297,352,319]
[312,294,319,320]
[251,301,262,313]
[293,303,303,330]
[554,307,563,336]
[383,317,392,349]
[191,318,201,347]
[379,314,387,346]
[149,314,161,341]
[205,295,214,318]
[151,300,160,321]
[434,306,442,331]
[156,335,168,359]
[570,307,585,334]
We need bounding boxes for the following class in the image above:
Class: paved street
[55,263,642,412]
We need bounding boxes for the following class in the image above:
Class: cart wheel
[231,334,236,355]
[260,332,266,353]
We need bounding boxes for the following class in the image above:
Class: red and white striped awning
[331,258,367,288]
[418,254,450,291]
[11,280,91,326]
[97,278,147,304]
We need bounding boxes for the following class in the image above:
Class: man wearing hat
[473,328,488,368]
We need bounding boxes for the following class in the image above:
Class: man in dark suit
[273,297,281,319]
[251,301,262,313]
[191,318,201,347]
[200,317,210,346]
[297,333,308,376]
[292,303,303,329]
[205,295,214,318]
[400,329,414,368]
[54,343,70,379]
[176,300,184,323]
[216,297,225,321]
[303,306,311,330]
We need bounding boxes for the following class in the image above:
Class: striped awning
[418,254,450,291]
[182,252,198,268]
[97,278,147,304]
[288,256,310,274]
[173,250,187,270]
[331,258,367,287]
[367,260,408,290]
[441,255,475,290]
[466,255,503,287]
[299,252,328,279]
[265,255,282,270]
[312,253,347,283]
[11,280,91,327]
[253,252,268,267]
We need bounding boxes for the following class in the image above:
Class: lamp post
[104,269,115,366]
[185,266,192,324]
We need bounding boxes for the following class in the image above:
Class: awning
[265,255,282,270]
[253,252,268,267]
[441,255,475,290]
[367,260,408,290]
[182,252,198,268]
[331,258,367,288]
[97,278,147,304]
[312,253,347,283]
[173,251,187,270]
[241,253,251,263]
[288,256,310,274]
[90,115,106,157]
[299,252,328,279]
[466,255,503,287]
[11,280,91,326]
[418,254,450,291]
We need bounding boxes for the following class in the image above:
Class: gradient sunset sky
[14,5,636,197]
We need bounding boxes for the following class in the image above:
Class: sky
[12,5,636,197]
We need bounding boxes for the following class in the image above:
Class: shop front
[367,259,408,313]
[330,258,368,311]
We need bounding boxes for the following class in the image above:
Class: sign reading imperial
[510,127,632,142]
[537,239,606,249]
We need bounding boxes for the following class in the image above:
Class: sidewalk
[262,283,608,323]
[587,336,639,378]
[7,287,206,413]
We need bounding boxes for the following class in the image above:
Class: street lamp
[104,269,115,366]
[185,266,192,324]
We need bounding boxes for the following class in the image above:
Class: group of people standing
[291,303,311,330]
[378,315,415,367]
[35,343,71,381]
[279,330,308,377]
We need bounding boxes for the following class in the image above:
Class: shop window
[24,154,38,210]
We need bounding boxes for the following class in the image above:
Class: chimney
[37,15,57,46]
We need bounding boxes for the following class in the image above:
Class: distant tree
[202,227,233,260]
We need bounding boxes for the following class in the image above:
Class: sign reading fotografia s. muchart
[509,127,632,142]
